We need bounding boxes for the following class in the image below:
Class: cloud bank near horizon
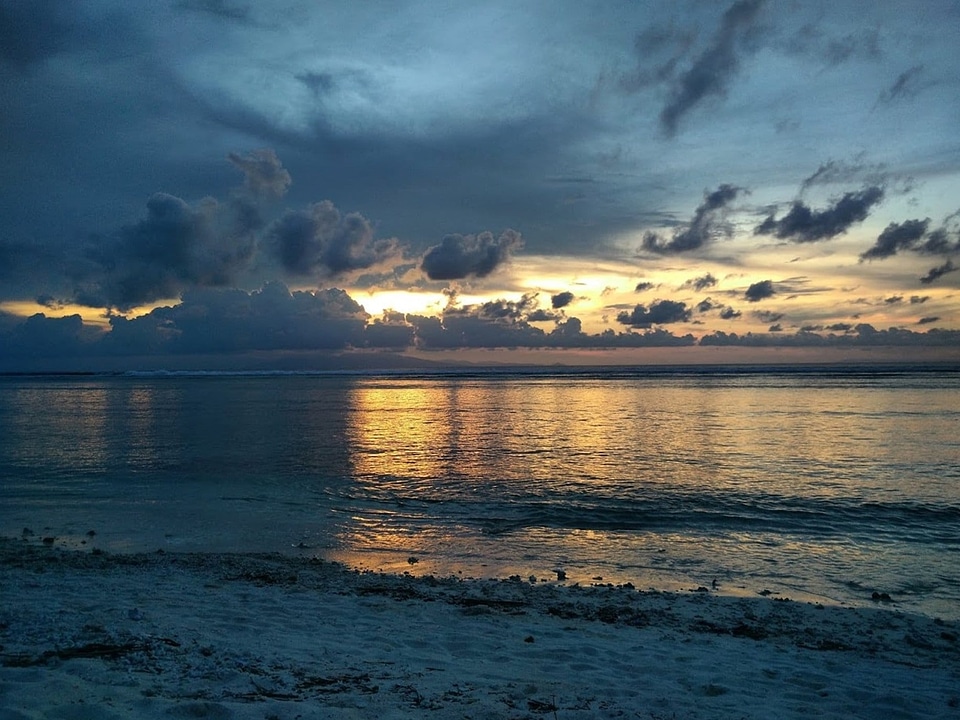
[3,279,958,368]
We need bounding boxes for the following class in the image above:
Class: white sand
[1,537,958,719]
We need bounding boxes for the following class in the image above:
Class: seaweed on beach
[1,635,181,668]
[3,538,959,673]
[294,672,380,695]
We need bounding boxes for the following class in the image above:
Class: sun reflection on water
[1,372,957,618]
[5,383,111,477]
[321,373,960,600]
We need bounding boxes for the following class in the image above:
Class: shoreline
[3,538,958,719]
[11,524,956,623]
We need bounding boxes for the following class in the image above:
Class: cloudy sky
[2,0,959,368]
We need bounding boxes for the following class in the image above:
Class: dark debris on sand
[2,536,958,671]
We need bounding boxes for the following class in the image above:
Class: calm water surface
[1,367,958,619]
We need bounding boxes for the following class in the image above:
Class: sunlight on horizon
[3,241,957,350]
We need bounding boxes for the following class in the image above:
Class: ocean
[1,365,958,619]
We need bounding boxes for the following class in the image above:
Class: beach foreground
[2,538,957,720]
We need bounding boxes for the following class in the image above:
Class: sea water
[1,366,958,619]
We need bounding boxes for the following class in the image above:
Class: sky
[2,0,959,369]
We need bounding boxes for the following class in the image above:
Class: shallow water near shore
[1,364,958,619]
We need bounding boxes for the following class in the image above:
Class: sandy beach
[1,536,957,720]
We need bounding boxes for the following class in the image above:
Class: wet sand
[1,537,958,719]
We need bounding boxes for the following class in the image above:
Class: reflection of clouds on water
[0,376,359,553]
[0,371,958,620]
[5,382,111,475]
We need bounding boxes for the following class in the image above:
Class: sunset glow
[3,5,959,715]
[1,2,957,370]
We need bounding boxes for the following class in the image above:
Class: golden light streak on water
[5,383,111,474]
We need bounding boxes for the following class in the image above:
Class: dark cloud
[466,293,539,322]
[101,282,370,355]
[404,314,456,349]
[295,67,374,100]
[0,1,142,90]
[857,213,959,262]
[227,149,292,200]
[642,185,742,254]
[268,201,402,278]
[755,186,884,243]
[0,1,93,70]
[527,309,561,322]
[917,228,960,255]
[659,0,764,135]
[74,192,260,311]
[616,299,692,328]
[411,301,697,348]
[701,324,960,348]
[876,65,924,106]
[1,14,627,263]
[744,279,775,302]
[768,276,832,298]
[0,5,956,367]
[0,310,23,338]
[14,150,301,311]
[682,272,718,291]
[754,310,784,323]
[0,313,95,359]
[620,23,697,93]
[884,295,904,305]
[547,317,586,343]
[910,295,930,304]
[35,294,64,310]
[363,317,416,350]
[297,71,336,95]
[843,324,960,347]
[920,260,957,285]
[212,101,618,257]
[4,282,953,365]
[860,219,930,261]
[413,296,546,349]
[551,291,575,309]
[420,230,522,281]
[822,30,881,66]
[695,298,741,321]
[0,240,54,292]
[799,158,888,193]
[634,281,655,292]
[917,316,939,325]
[786,23,881,68]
